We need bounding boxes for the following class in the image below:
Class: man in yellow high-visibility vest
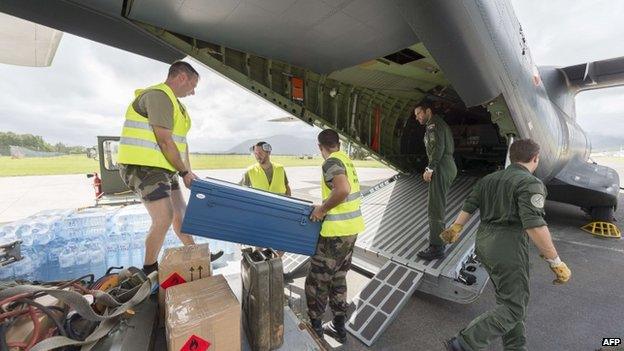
[240,141,291,196]
[117,61,220,275]
[307,129,365,344]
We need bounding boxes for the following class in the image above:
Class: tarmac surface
[1,166,623,350]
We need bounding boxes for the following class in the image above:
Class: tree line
[0,131,86,155]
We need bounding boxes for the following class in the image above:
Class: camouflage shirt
[322,157,347,189]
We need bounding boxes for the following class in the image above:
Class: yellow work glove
[550,261,571,285]
[439,223,464,244]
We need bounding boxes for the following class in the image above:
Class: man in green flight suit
[441,138,571,351]
[414,101,457,260]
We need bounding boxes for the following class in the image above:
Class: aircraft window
[383,49,425,65]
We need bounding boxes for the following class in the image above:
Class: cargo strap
[30,317,119,351]
[0,272,157,351]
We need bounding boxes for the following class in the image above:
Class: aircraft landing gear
[590,206,615,222]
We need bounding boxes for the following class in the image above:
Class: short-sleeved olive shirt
[462,163,547,229]
[132,90,187,130]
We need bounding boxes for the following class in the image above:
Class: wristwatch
[425,167,434,173]
[178,170,189,177]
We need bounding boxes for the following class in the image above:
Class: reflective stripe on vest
[123,120,188,144]
[246,163,287,195]
[320,151,365,237]
[324,209,363,221]
[117,83,191,171]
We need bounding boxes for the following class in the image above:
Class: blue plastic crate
[182,178,320,255]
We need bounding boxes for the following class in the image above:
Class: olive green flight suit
[457,163,548,351]
[424,115,457,247]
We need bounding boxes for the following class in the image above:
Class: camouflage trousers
[118,164,180,202]
[305,234,358,320]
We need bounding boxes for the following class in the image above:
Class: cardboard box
[165,275,241,351]
[6,295,65,350]
[159,243,212,320]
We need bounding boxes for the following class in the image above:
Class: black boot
[444,337,465,351]
[323,315,347,343]
[210,250,224,262]
[142,261,158,275]
[417,245,445,261]
[310,318,323,338]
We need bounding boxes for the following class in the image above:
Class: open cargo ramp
[347,174,489,346]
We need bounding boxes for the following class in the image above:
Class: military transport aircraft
[1,0,623,346]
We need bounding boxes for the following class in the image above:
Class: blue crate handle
[301,205,315,226]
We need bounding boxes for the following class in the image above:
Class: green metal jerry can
[241,248,284,351]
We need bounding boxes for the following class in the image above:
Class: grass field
[0,154,386,177]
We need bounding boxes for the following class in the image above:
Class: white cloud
[0,33,319,151]
[512,0,624,67]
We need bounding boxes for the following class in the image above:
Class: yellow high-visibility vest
[117,83,191,171]
[246,162,287,195]
[320,151,365,237]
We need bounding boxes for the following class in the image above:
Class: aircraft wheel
[590,206,614,222]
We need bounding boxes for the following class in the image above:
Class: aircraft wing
[0,12,62,67]
[0,0,184,65]
[562,56,624,93]
[0,0,422,74]
[123,0,418,74]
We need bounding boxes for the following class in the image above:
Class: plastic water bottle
[13,256,35,278]
[0,224,16,237]
[117,231,132,250]
[106,248,120,267]
[0,264,14,280]
[0,234,18,246]
[129,245,144,267]
[58,247,76,268]
[15,224,34,247]
[73,244,90,266]
[32,222,55,246]
[24,248,46,270]
[117,248,132,268]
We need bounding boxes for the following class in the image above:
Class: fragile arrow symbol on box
[189,267,195,281]
[198,265,203,279]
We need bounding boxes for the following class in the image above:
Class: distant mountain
[587,132,624,151]
[224,134,319,155]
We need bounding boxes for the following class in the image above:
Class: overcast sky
[0,1,623,151]
[511,0,624,141]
